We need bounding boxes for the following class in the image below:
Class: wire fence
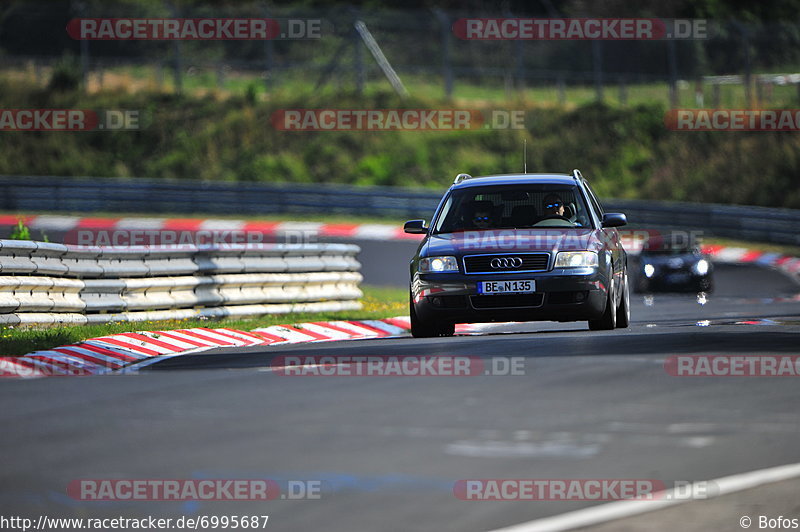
[2,2,800,107]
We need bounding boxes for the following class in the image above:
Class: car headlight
[419,256,459,273]
[554,251,598,268]
[643,264,655,278]
[693,259,709,276]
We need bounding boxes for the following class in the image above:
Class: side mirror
[602,213,627,228]
[404,219,429,234]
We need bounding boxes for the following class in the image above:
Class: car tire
[634,274,649,294]
[589,284,617,331]
[698,277,714,293]
[616,271,630,328]
[410,296,455,338]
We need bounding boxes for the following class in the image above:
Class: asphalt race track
[1,242,800,531]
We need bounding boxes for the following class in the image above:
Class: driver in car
[542,194,565,217]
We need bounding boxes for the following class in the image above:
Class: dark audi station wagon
[404,170,630,337]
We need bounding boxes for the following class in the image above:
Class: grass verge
[0,285,407,358]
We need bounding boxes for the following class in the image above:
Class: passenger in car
[472,208,493,229]
[463,200,496,229]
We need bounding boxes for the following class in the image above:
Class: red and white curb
[2,301,796,379]
[0,319,408,378]
[0,317,491,378]
[701,244,800,280]
[0,215,423,241]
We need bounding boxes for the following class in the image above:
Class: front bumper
[640,268,711,290]
[412,268,609,324]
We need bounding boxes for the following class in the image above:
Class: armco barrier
[0,240,362,325]
[1,175,799,246]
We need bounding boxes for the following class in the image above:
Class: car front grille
[470,293,544,309]
[463,253,550,274]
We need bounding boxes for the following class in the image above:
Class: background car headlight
[643,263,655,278]
[693,259,710,276]
[554,251,598,268]
[419,256,459,273]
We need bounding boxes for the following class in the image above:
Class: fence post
[74,1,89,91]
[262,4,274,93]
[515,40,525,92]
[743,33,752,108]
[693,40,709,108]
[80,39,89,91]
[667,39,678,108]
[755,78,763,106]
[434,9,453,99]
[618,76,627,105]
[732,21,753,108]
[695,78,704,107]
[155,60,164,91]
[557,76,566,106]
[354,20,408,97]
[216,63,225,90]
[353,17,365,94]
[592,40,603,101]
[173,43,183,94]
[504,8,524,92]
[168,2,183,94]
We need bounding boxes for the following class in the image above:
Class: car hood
[422,229,607,257]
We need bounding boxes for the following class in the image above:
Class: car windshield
[432,184,593,234]
[642,248,699,256]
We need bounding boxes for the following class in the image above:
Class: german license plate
[666,273,691,284]
[477,280,536,294]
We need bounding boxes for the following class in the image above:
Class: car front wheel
[616,271,630,328]
[410,296,455,338]
[588,284,617,331]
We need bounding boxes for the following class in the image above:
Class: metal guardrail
[607,199,800,247]
[1,176,798,246]
[0,176,440,219]
[0,240,362,325]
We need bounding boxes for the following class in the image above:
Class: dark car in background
[404,170,630,337]
[635,244,714,293]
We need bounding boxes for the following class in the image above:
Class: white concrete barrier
[0,240,362,324]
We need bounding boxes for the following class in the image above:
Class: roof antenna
[523,139,528,174]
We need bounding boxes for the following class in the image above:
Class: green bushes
[1,78,799,208]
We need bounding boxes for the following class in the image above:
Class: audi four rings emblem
[490,257,523,269]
